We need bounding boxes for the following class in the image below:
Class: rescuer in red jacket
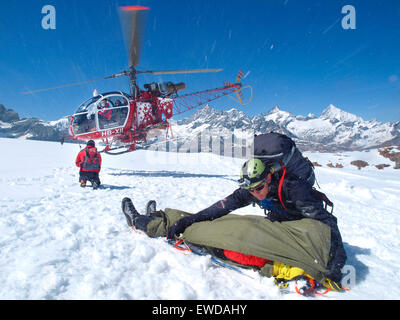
[75,140,102,189]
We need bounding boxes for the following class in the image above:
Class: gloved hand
[167,217,193,240]
[167,221,186,240]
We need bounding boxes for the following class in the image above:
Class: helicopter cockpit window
[72,112,96,135]
[75,96,100,113]
[97,95,129,130]
[71,97,100,135]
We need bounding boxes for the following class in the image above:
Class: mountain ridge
[1,102,399,152]
[175,104,399,151]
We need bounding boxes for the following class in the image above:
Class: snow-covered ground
[0,137,399,300]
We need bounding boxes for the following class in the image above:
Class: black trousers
[79,171,101,185]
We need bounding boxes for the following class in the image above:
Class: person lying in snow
[121,158,346,292]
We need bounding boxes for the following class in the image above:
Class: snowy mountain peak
[269,105,281,113]
[263,105,293,123]
[307,113,316,119]
[320,104,362,123]
[266,105,292,117]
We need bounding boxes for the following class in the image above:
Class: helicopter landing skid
[101,144,136,155]
[104,148,133,155]
[101,139,158,155]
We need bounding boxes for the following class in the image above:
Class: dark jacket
[175,173,347,282]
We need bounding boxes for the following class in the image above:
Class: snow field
[0,138,400,299]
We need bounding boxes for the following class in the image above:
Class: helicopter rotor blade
[118,6,149,68]
[20,71,129,95]
[137,68,223,75]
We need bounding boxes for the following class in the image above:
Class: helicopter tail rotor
[227,70,253,106]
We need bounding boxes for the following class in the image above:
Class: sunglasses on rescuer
[245,180,266,192]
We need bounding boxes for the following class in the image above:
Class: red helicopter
[22,6,252,154]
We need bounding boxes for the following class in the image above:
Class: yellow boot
[272,262,346,294]
[321,278,345,292]
[272,262,315,294]
[272,262,309,281]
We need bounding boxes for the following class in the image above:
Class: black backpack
[253,132,334,213]
[82,147,100,171]
[253,132,315,186]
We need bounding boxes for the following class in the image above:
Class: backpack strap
[278,165,288,210]
[83,148,89,164]
[282,145,296,167]
[257,145,296,167]
[313,189,334,214]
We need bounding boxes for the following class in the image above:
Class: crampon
[275,275,349,296]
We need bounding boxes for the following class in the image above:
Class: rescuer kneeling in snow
[75,140,102,189]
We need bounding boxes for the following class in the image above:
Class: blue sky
[0,0,399,122]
